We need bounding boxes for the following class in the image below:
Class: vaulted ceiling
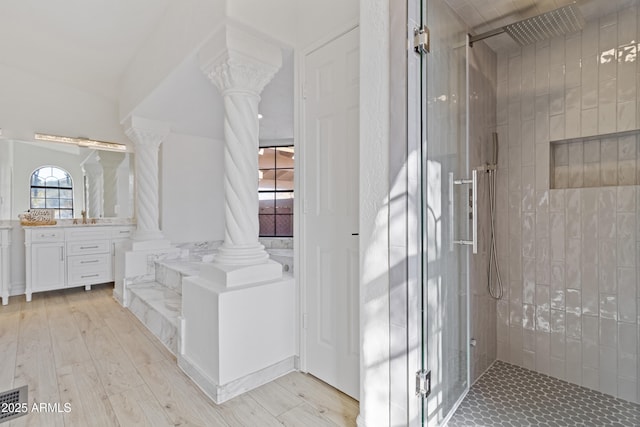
[8,0,633,142]
[0,0,172,101]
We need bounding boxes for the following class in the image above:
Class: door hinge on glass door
[415,370,431,397]
[414,25,430,54]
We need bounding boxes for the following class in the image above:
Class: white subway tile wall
[496,6,640,403]
[469,40,498,383]
[551,136,640,188]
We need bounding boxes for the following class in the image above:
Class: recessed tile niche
[550,130,640,189]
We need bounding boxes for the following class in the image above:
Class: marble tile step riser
[128,289,179,356]
[154,264,184,294]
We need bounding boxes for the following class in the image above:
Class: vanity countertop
[22,220,136,229]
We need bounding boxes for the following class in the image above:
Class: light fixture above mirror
[34,133,128,152]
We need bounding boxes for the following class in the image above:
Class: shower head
[469,3,585,47]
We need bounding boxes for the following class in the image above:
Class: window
[30,166,74,219]
[259,146,294,237]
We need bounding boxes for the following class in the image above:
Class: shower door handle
[452,169,478,254]
[472,169,477,254]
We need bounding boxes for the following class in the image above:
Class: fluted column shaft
[125,126,167,241]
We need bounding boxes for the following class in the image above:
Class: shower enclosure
[412,0,471,425]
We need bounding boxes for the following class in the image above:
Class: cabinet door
[32,243,65,291]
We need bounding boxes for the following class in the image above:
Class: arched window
[30,166,74,219]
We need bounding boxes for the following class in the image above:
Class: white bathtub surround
[124,116,170,246]
[198,24,283,285]
[180,274,295,403]
[128,281,181,353]
[259,237,293,249]
[113,244,180,307]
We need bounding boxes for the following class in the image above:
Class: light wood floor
[0,284,359,426]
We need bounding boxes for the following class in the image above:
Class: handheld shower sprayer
[486,132,503,300]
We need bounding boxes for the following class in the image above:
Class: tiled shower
[490,5,640,404]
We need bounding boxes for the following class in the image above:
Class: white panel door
[303,27,360,399]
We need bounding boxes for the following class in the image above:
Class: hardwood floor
[0,284,359,426]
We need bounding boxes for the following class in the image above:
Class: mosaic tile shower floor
[449,361,640,426]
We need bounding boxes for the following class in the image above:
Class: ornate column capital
[123,116,170,149]
[199,24,282,96]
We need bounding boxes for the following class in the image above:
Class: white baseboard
[178,354,295,404]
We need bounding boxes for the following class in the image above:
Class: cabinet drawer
[31,229,64,242]
[65,228,110,241]
[67,267,111,286]
[111,227,134,239]
[67,253,110,270]
[67,240,110,256]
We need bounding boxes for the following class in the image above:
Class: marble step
[154,259,203,295]
[128,281,181,355]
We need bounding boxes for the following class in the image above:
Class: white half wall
[160,133,225,244]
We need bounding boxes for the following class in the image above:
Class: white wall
[160,133,225,244]
[0,141,12,220]
[360,0,390,426]
[118,0,226,119]
[226,0,296,45]
[0,63,126,144]
[295,0,359,48]
[496,6,640,403]
[132,53,225,140]
[225,0,359,49]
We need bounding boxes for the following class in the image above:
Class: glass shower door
[418,0,470,425]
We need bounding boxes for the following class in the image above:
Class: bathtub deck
[126,246,293,355]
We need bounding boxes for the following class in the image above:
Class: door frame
[295,20,360,375]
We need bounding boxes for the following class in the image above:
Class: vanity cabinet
[24,225,134,301]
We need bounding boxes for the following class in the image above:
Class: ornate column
[82,161,103,218]
[123,117,170,243]
[199,25,282,268]
[97,151,125,217]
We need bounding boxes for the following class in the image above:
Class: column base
[213,243,270,265]
[200,259,282,288]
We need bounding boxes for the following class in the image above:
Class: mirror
[0,139,134,220]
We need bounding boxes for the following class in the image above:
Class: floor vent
[0,385,28,424]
